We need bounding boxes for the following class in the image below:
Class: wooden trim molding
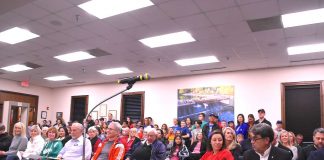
[120,91,145,122]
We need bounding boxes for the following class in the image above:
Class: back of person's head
[250,123,274,143]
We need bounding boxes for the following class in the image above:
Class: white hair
[145,127,158,135]
[72,122,84,131]
[110,122,122,132]
[88,126,98,135]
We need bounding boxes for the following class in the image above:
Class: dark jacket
[240,138,252,153]
[301,144,317,160]
[307,148,324,160]
[254,118,272,127]
[202,122,220,138]
[126,139,167,160]
[189,141,207,157]
[243,146,291,160]
[229,143,243,160]
[0,132,12,160]
[277,143,293,158]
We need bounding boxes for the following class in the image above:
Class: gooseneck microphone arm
[82,82,134,160]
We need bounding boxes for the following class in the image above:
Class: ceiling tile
[278,0,320,14]
[235,0,267,5]
[284,25,317,38]
[36,14,75,31]
[43,31,77,44]
[56,6,98,25]
[32,0,73,12]
[157,0,201,18]
[13,3,50,20]
[206,7,244,25]
[0,12,31,30]
[61,27,95,41]
[217,21,251,36]
[103,13,143,30]
[240,0,280,20]
[194,0,237,12]
[174,14,213,29]
[129,6,170,24]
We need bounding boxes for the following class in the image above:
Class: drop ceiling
[0,0,324,88]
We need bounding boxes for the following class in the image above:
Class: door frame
[281,81,324,129]
[70,95,89,122]
[120,91,145,122]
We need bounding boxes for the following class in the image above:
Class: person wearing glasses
[243,123,291,160]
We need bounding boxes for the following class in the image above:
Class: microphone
[117,73,150,84]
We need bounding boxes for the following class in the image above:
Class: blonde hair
[279,130,291,146]
[13,122,26,137]
[222,127,238,150]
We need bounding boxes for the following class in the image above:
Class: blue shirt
[58,136,92,160]
[235,123,249,139]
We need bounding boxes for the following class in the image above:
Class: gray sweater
[5,135,28,155]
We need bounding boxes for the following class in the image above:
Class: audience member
[40,127,63,160]
[0,122,28,160]
[302,128,324,160]
[254,109,272,127]
[107,113,114,125]
[167,135,189,160]
[243,123,291,160]
[156,129,167,145]
[296,133,306,147]
[235,114,249,139]
[188,132,207,160]
[236,134,244,144]
[125,128,140,154]
[171,118,180,132]
[247,114,255,129]
[22,125,45,159]
[87,126,101,157]
[185,117,193,131]
[53,117,66,129]
[221,120,227,129]
[272,130,293,158]
[41,126,49,140]
[0,124,12,160]
[275,120,284,133]
[57,127,71,146]
[191,120,202,144]
[57,123,92,160]
[126,128,166,160]
[166,127,175,144]
[223,127,243,160]
[179,120,191,148]
[92,122,125,160]
[202,113,221,138]
[201,131,234,160]
[279,130,298,160]
[228,121,235,130]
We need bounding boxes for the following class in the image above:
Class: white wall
[0,78,53,123]
[51,63,324,126]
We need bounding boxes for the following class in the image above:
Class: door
[282,81,324,143]
[70,95,88,123]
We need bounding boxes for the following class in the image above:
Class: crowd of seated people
[0,109,323,160]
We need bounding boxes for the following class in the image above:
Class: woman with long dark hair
[201,131,234,160]
[235,114,249,139]
[167,135,189,160]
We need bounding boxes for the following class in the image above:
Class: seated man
[125,128,166,160]
[302,128,324,160]
[92,122,125,160]
[243,123,291,160]
[0,124,12,160]
[57,123,92,160]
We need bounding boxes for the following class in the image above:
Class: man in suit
[243,123,291,160]
[307,148,324,160]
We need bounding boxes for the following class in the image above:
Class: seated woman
[201,131,234,160]
[57,127,71,146]
[40,127,63,160]
[22,125,45,159]
[167,135,189,160]
[279,130,298,160]
[0,122,28,160]
[87,126,101,157]
[223,127,243,160]
[188,132,207,160]
[125,128,140,154]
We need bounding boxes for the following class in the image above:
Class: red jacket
[92,138,125,160]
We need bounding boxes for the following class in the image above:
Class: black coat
[254,118,272,127]
[307,148,324,160]
[0,132,12,160]
[301,144,317,160]
[243,146,292,160]
[202,122,220,138]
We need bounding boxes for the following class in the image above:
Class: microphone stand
[82,83,134,160]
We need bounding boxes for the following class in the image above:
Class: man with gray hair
[301,127,324,160]
[125,128,166,160]
[243,123,291,160]
[0,124,12,160]
[57,123,92,160]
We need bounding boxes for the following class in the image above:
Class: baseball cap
[209,113,218,118]
[276,120,282,124]
[258,109,265,113]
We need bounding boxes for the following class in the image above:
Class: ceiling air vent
[87,48,112,57]
[24,62,42,69]
[247,16,283,32]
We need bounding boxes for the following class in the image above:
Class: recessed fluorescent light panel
[175,56,219,66]
[282,8,324,28]
[287,43,324,55]
[1,64,33,72]
[0,27,39,44]
[44,76,72,81]
[98,67,133,75]
[78,0,154,19]
[54,51,96,62]
[139,31,196,48]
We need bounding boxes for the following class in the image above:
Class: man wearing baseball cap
[254,109,272,127]
[202,113,221,138]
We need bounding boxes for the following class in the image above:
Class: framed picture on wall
[56,112,63,118]
[41,111,47,119]
[99,104,107,117]
[108,110,117,120]
[91,111,98,120]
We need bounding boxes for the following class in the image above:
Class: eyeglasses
[251,137,264,142]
